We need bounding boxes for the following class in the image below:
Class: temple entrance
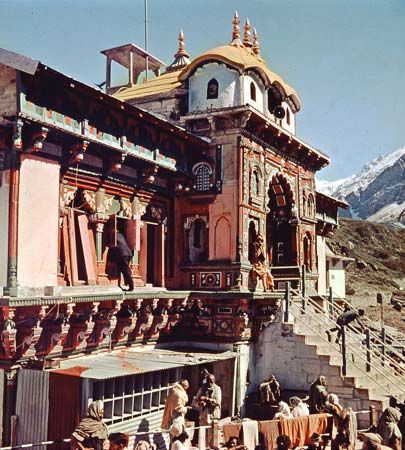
[266,174,295,266]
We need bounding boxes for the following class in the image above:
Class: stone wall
[129,97,179,120]
[0,66,17,116]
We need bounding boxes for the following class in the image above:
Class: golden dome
[179,43,301,112]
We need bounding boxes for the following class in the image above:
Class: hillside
[327,218,405,333]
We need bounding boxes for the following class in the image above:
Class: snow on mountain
[317,146,405,222]
[315,178,349,197]
[367,200,405,223]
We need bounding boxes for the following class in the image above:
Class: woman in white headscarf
[274,401,293,419]
[71,400,109,450]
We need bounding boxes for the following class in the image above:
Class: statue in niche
[249,233,274,292]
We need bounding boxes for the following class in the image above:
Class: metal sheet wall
[15,369,49,445]
[108,410,169,450]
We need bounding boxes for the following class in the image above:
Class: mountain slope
[317,147,405,222]
[327,218,405,332]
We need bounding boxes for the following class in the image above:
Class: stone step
[288,306,404,422]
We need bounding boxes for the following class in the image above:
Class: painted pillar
[139,222,147,284]
[156,223,165,287]
[7,121,23,289]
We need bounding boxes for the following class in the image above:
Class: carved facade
[0,15,345,445]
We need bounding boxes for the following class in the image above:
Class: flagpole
[144,0,149,80]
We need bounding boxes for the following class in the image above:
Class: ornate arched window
[307,194,314,217]
[250,169,260,197]
[207,78,219,99]
[250,82,256,101]
[193,162,212,192]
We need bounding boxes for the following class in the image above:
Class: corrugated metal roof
[51,348,236,380]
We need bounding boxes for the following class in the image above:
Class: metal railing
[303,283,405,372]
[282,282,405,398]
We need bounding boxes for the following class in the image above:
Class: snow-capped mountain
[316,146,405,223]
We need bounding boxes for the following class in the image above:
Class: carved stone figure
[249,233,274,291]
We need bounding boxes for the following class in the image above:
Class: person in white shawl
[290,396,310,417]
[274,401,292,419]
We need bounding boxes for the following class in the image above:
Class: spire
[252,28,261,56]
[243,18,252,47]
[166,29,191,72]
[230,11,243,47]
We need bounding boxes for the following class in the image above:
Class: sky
[0,0,404,181]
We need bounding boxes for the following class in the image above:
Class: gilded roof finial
[166,29,191,72]
[230,11,243,47]
[243,18,252,47]
[252,28,261,56]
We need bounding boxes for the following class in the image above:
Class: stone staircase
[252,299,405,428]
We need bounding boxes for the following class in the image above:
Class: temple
[0,13,356,447]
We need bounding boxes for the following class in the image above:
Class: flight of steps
[253,301,405,428]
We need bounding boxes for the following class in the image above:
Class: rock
[348,241,355,250]
[369,263,379,271]
[357,260,368,269]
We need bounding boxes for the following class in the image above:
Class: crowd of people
[69,372,404,450]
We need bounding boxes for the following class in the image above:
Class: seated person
[289,396,309,417]
[259,375,281,404]
[274,401,292,419]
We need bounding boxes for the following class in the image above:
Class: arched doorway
[189,218,208,263]
[266,174,295,266]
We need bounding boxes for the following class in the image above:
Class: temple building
[0,13,349,447]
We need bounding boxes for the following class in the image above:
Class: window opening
[193,163,212,192]
[207,78,219,99]
[250,82,256,101]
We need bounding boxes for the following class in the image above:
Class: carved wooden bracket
[47,323,71,355]
[12,120,23,151]
[113,316,137,344]
[1,330,17,359]
[146,313,168,340]
[69,140,89,164]
[71,320,95,352]
[94,317,118,348]
[25,127,48,153]
[17,305,48,359]
[18,326,43,359]
[161,314,181,335]
[134,310,154,339]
